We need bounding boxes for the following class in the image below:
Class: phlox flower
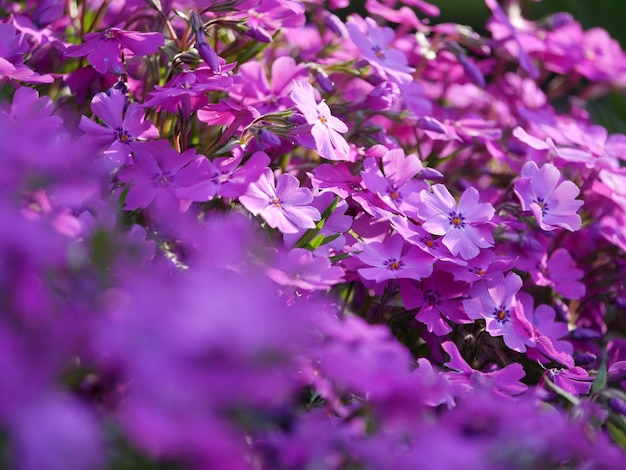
[360,149,428,218]
[463,272,534,352]
[239,168,320,234]
[0,23,53,83]
[399,270,471,335]
[419,184,495,260]
[79,88,158,165]
[347,16,415,84]
[441,341,527,397]
[290,80,350,161]
[355,233,434,284]
[513,161,584,232]
[65,27,164,75]
[174,149,270,202]
[266,248,344,292]
[117,141,198,211]
[530,248,585,300]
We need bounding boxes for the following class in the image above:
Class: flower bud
[315,70,334,94]
[366,81,400,112]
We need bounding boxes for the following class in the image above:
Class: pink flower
[0,23,53,83]
[239,168,320,234]
[419,184,495,260]
[355,233,434,284]
[65,27,163,75]
[290,80,350,161]
[513,161,584,232]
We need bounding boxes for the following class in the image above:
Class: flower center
[104,29,117,40]
[372,45,386,60]
[270,197,281,207]
[493,305,509,323]
[117,128,131,143]
[384,258,402,270]
[449,211,465,228]
[319,116,327,124]
[424,289,440,305]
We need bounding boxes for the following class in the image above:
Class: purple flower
[355,233,434,284]
[175,148,270,202]
[0,23,53,83]
[117,141,198,211]
[441,341,527,397]
[347,17,415,83]
[513,161,584,232]
[266,248,344,291]
[463,272,534,352]
[530,248,585,299]
[360,149,428,218]
[65,27,164,74]
[79,89,158,165]
[239,168,321,234]
[290,80,350,161]
[419,184,495,260]
[399,270,471,335]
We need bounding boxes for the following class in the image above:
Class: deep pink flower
[239,168,320,234]
[355,233,434,284]
[513,161,584,232]
[463,272,534,352]
[419,184,495,260]
[79,89,158,165]
[65,27,163,75]
[290,80,350,161]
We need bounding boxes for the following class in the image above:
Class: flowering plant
[3,0,626,468]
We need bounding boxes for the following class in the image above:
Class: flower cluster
[2,0,626,468]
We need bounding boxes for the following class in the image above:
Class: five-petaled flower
[239,168,321,234]
[418,184,495,260]
[514,161,584,232]
[290,80,350,161]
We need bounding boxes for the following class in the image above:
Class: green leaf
[608,421,626,450]
[308,233,326,250]
[592,354,608,393]
[294,195,340,250]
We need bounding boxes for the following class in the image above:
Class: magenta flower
[239,168,321,234]
[399,270,471,335]
[530,248,585,300]
[290,80,350,161]
[355,233,434,284]
[418,184,495,260]
[79,89,159,165]
[65,27,163,75]
[513,161,584,232]
[463,272,534,352]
